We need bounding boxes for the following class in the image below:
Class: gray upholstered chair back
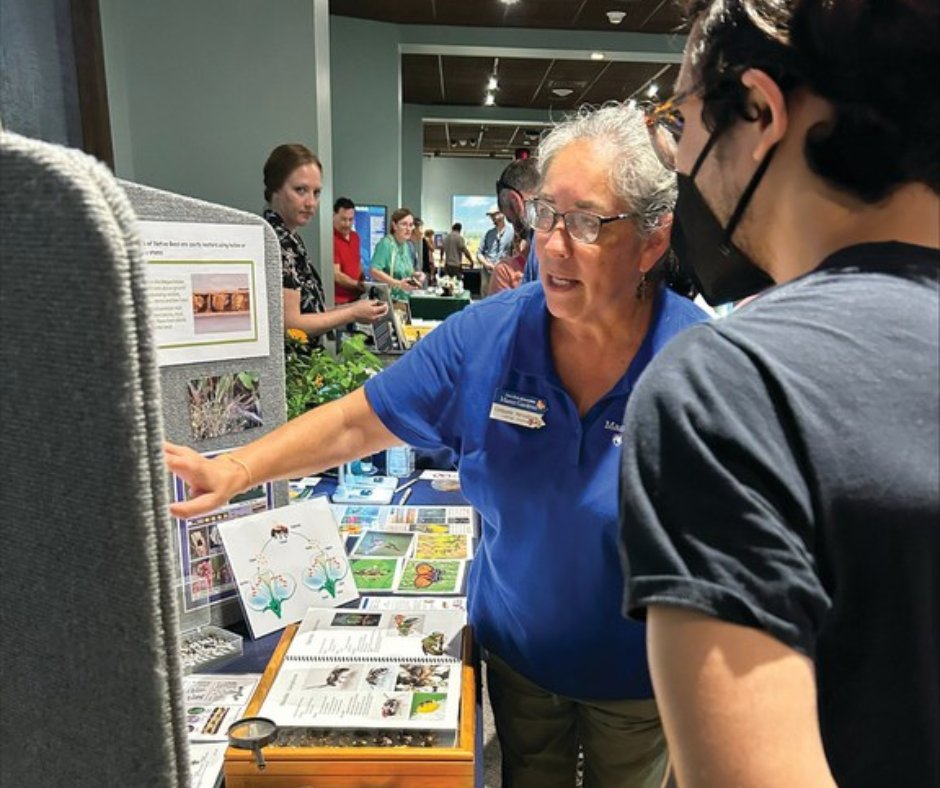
[0,130,189,787]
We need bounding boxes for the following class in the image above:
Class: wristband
[223,454,253,487]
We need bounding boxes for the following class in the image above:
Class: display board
[122,180,290,626]
[354,204,387,278]
[451,195,492,258]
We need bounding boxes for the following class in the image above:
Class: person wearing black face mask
[651,91,776,305]
[618,1,939,787]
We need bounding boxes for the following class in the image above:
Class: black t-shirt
[620,243,939,788]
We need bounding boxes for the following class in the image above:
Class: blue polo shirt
[364,282,706,699]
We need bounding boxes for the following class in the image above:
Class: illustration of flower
[246,570,296,618]
[303,553,348,598]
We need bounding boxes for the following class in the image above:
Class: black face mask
[671,128,777,306]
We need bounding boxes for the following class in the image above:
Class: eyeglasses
[643,90,691,171]
[525,199,634,245]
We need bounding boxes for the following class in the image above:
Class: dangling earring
[635,271,649,301]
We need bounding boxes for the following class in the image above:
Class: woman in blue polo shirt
[166,105,707,787]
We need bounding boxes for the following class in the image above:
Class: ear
[638,217,672,274]
[740,69,788,162]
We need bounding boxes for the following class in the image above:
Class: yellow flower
[286,328,309,344]
[314,375,325,388]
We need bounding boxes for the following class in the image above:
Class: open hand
[165,442,248,519]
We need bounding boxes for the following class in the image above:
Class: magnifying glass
[226,716,278,770]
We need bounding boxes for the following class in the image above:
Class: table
[410,291,472,321]
[209,472,484,787]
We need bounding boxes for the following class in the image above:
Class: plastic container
[385,445,415,478]
[179,624,243,674]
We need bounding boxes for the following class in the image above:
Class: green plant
[187,371,262,440]
[285,330,383,420]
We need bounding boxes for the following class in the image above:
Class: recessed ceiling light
[606,10,626,24]
[590,52,605,61]
[484,93,496,106]
[487,76,499,91]
[646,84,659,98]
[499,0,520,4]
[551,88,574,97]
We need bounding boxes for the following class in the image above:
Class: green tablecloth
[409,291,472,320]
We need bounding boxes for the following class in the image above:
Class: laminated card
[218,498,358,638]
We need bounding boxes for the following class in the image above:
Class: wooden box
[223,623,477,788]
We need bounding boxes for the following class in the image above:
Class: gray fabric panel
[0,131,188,786]
[120,180,288,457]
[119,181,289,628]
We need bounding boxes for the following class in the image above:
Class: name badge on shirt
[489,389,547,429]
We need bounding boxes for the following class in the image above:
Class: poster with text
[139,221,269,366]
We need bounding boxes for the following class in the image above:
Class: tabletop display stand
[223,624,477,788]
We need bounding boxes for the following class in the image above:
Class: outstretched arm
[283,288,387,335]
[166,388,399,519]
[647,606,836,788]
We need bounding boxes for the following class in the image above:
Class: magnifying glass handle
[252,746,267,770]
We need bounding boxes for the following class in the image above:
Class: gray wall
[330,15,401,214]
[99,0,321,248]
[401,103,423,215]
[0,0,82,147]
[422,156,510,235]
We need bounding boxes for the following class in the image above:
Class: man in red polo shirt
[332,197,365,304]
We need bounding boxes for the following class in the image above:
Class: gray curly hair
[536,103,676,236]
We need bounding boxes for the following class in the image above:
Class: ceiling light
[551,88,574,97]
[590,52,605,61]
[606,10,626,24]
[646,84,659,98]
[487,76,499,91]
[484,93,496,106]
[499,0,519,4]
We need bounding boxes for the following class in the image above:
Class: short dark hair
[333,197,355,213]
[452,223,462,232]
[263,144,322,203]
[683,0,939,202]
[498,158,540,196]
[413,217,423,227]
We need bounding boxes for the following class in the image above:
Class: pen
[398,487,413,506]
[394,477,419,494]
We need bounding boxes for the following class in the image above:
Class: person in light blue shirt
[165,104,707,788]
[521,240,540,283]
[476,207,515,294]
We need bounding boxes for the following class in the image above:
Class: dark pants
[486,654,668,788]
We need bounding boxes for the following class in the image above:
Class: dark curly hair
[683,0,940,203]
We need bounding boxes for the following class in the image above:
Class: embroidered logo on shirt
[605,420,624,446]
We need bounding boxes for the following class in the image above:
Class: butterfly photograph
[395,559,465,594]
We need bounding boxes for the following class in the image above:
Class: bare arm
[166,388,399,519]
[283,288,387,334]
[647,606,836,788]
[333,263,362,292]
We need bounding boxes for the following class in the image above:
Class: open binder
[258,607,465,730]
